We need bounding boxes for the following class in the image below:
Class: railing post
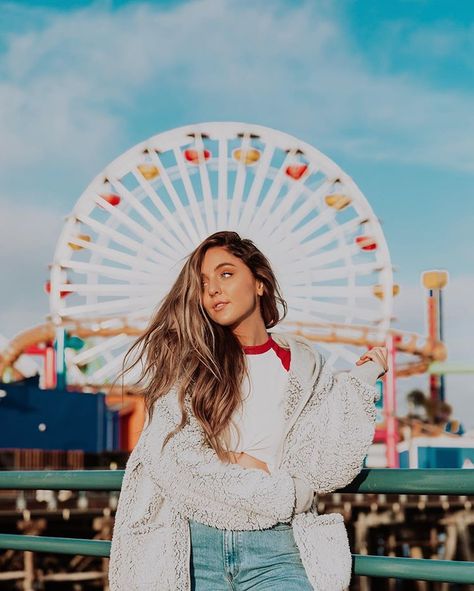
[385,332,399,468]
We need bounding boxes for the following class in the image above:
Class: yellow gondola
[233,148,261,165]
[137,164,159,180]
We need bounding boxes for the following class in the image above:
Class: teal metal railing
[0,468,473,583]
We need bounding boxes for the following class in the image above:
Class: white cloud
[384,18,474,65]
[0,0,473,188]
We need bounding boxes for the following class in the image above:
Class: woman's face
[200,246,264,332]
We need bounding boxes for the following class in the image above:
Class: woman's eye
[201,272,232,288]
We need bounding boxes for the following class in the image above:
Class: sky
[1,0,473,426]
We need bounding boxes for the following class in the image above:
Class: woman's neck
[233,325,270,347]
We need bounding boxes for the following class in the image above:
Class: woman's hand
[228,451,270,474]
[355,346,388,378]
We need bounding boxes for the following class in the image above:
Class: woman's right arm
[138,391,298,530]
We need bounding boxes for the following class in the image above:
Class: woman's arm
[282,354,382,495]
[138,391,297,530]
[230,452,314,514]
[229,451,270,472]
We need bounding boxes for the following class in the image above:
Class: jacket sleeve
[138,389,297,530]
[282,356,381,494]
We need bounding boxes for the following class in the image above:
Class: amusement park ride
[0,122,449,467]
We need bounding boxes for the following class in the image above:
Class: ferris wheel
[49,122,394,386]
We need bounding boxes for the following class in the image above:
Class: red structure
[422,270,449,402]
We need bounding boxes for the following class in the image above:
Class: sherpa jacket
[108,332,381,590]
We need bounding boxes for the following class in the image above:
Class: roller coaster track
[0,318,446,389]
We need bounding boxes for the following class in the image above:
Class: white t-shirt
[225,335,383,475]
[227,334,290,473]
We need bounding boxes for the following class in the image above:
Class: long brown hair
[120,231,288,461]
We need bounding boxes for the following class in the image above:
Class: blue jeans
[189,519,313,590]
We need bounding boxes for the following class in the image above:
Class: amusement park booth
[398,436,474,469]
[0,376,119,453]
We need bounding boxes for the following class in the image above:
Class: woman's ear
[257,282,264,296]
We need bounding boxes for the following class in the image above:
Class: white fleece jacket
[108,333,381,590]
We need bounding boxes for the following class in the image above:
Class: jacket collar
[268,330,321,393]
[267,330,323,424]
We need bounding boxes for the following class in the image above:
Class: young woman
[109,230,388,591]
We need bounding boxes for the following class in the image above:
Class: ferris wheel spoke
[305,242,362,268]
[280,181,332,239]
[280,260,381,280]
[194,133,216,233]
[76,214,165,265]
[297,215,368,256]
[66,236,161,274]
[174,147,207,237]
[87,351,128,384]
[293,231,353,263]
[59,260,157,283]
[283,245,347,271]
[286,309,344,326]
[217,138,229,228]
[274,186,335,248]
[94,194,177,259]
[238,143,274,229]
[289,296,381,322]
[259,180,332,251]
[80,316,145,331]
[294,214,347,257]
[72,334,130,366]
[323,347,340,367]
[334,343,361,364]
[257,170,313,240]
[228,135,251,228]
[288,258,382,283]
[247,150,296,235]
[148,150,201,245]
[284,309,334,324]
[60,283,161,295]
[110,175,191,253]
[289,179,333,230]
[58,295,155,318]
[285,284,375,299]
[119,175,191,254]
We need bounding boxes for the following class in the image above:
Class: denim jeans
[189,519,313,590]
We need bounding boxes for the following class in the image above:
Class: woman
[108,230,387,591]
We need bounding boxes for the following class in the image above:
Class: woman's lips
[214,302,228,311]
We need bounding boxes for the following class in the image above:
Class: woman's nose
[207,281,221,295]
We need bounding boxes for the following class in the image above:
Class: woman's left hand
[355,346,388,377]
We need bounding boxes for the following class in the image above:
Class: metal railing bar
[0,534,109,558]
[0,469,473,495]
[354,555,474,584]
[0,470,121,491]
[0,534,472,583]
[342,468,474,495]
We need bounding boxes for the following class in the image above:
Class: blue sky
[1,0,473,424]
